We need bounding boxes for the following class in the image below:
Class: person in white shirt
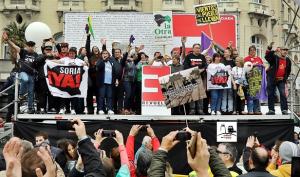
[207,53,225,115]
[231,57,247,115]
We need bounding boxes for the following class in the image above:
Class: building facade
[0,0,299,80]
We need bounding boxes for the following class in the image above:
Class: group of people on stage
[1,31,292,116]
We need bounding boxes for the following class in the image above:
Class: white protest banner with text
[44,60,88,98]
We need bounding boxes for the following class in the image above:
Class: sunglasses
[216,150,230,155]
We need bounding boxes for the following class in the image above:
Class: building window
[251,35,264,58]
[252,0,262,4]
[288,8,292,23]
[217,0,234,2]
[72,1,79,6]
[175,0,183,5]
[10,0,25,4]
[32,0,37,5]
[63,1,70,6]
[164,0,172,5]
[2,44,11,60]
[114,0,129,5]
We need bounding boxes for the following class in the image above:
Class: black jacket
[243,147,251,172]
[111,52,129,81]
[265,50,291,83]
[95,58,117,87]
[183,52,206,70]
[77,138,106,177]
[86,35,104,84]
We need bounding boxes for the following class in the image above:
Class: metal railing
[287,54,300,122]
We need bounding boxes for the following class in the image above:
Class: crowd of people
[0,118,299,177]
[0,31,292,117]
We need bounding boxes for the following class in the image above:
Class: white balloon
[25,22,52,50]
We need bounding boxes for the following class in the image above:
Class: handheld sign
[194,3,220,25]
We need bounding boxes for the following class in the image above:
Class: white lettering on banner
[142,74,159,93]
[60,67,81,74]
[220,16,234,20]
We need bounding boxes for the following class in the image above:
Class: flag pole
[208,23,213,40]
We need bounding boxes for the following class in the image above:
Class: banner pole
[208,23,213,40]
[183,104,187,115]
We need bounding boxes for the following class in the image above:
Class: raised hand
[3,137,23,177]
[114,130,124,145]
[72,118,87,140]
[160,131,179,152]
[146,124,156,138]
[187,132,210,177]
[35,147,57,177]
[129,125,143,136]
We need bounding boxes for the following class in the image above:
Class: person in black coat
[96,50,118,115]
[265,43,291,115]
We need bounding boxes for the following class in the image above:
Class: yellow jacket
[189,169,239,177]
[267,163,291,177]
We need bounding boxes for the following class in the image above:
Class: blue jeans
[19,72,34,109]
[123,81,134,110]
[97,84,113,111]
[247,97,261,113]
[221,89,233,112]
[210,90,223,112]
[268,80,288,112]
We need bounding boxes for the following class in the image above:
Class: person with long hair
[207,53,225,115]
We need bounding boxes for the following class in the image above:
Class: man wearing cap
[57,42,69,59]
[2,32,38,114]
[265,44,291,115]
[34,41,56,114]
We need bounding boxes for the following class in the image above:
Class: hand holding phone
[56,120,75,130]
[175,131,192,141]
[101,130,116,137]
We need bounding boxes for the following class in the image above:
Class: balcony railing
[248,2,271,17]
[57,0,85,12]
[217,1,240,12]
[161,0,185,12]
[1,0,40,14]
[101,0,142,11]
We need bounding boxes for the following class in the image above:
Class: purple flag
[201,32,214,57]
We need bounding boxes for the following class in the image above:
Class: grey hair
[220,143,238,163]
[21,140,34,155]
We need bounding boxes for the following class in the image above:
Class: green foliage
[3,22,27,48]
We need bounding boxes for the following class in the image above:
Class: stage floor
[16,113,291,120]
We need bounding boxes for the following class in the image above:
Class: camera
[101,130,116,137]
[56,120,75,130]
[175,131,191,141]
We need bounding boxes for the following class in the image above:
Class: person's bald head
[249,147,269,170]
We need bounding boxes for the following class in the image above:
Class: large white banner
[64,12,164,56]
[44,60,88,98]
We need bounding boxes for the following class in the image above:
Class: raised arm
[2,32,21,54]
[86,34,91,58]
[181,37,186,63]
[72,118,106,177]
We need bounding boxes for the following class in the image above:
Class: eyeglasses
[217,150,230,155]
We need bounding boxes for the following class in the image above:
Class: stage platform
[16,113,291,121]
